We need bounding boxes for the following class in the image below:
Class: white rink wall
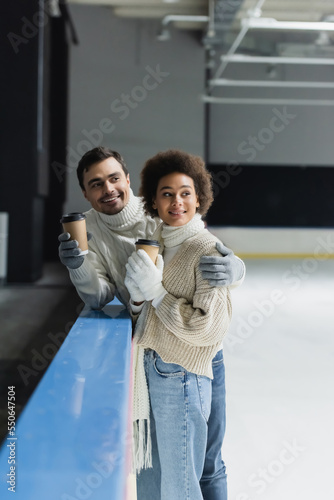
[209,227,334,257]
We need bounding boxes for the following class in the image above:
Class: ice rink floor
[128,257,334,500]
[223,258,334,500]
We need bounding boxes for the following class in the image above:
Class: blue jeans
[136,349,227,500]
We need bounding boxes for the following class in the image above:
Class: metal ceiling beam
[242,18,334,31]
[210,0,267,83]
[206,3,334,105]
[160,14,209,27]
[209,79,334,88]
[156,14,209,40]
[219,54,334,65]
[202,96,334,106]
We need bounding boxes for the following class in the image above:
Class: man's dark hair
[139,149,214,218]
[77,147,128,190]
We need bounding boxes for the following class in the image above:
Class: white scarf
[132,338,152,473]
[132,213,205,473]
[155,212,205,249]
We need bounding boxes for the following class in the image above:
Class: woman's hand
[124,272,145,304]
[126,250,166,301]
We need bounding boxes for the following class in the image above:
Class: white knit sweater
[68,189,158,309]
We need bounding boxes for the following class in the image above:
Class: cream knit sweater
[134,229,232,379]
[68,189,158,309]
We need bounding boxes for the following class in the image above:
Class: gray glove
[58,232,91,270]
[199,242,244,286]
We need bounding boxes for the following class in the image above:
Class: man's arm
[58,232,115,309]
[199,242,245,288]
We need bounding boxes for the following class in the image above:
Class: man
[58,146,245,309]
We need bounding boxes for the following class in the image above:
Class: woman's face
[153,172,200,226]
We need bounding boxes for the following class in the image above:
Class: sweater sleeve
[154,264,232,347]
[230,256,246,289]
[69,247,115,310]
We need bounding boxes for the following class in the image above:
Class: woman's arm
[126,247,232,347]
[154,265,232,347]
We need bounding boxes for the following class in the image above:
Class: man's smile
[101,195,121,203]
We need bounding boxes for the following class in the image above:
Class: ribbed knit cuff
[233,256,246,286]
[68,257,93,282]
[152,289,168,309]
[130,300,145,314]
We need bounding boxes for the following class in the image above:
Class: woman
[125,149,232,500]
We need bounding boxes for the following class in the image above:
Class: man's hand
[199,242,244,286]
[58,232,91,270]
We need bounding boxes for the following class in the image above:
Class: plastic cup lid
[135,239,160,247]
[60,212,86,223]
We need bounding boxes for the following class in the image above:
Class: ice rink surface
[223,258,334,500]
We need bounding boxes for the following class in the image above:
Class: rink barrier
[0,298,133,500]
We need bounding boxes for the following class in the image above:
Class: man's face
[82,157,130,215]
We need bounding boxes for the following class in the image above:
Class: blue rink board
[0,299,132,500]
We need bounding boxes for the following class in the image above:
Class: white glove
[124,272,145,303]
[125,250,165,301]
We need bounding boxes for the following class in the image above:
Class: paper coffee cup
[135,239,160,264]
[60,213,88,255]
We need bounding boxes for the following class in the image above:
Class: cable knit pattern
[134,229,232,379]
[69,189,159,309]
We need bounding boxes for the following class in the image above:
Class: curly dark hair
[139,149,214,218]
[77,147,128,190]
